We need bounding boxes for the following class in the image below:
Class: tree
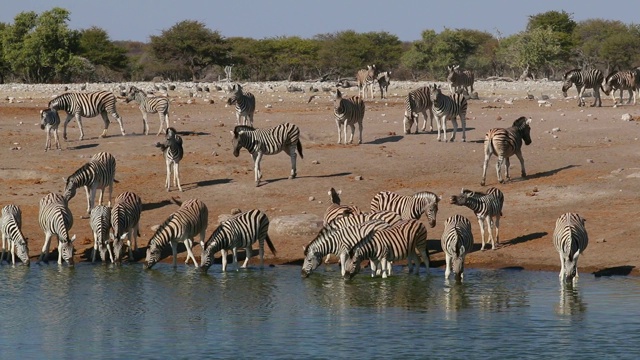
[572,19,640,72]
[497,27,562,79]
[527,11,576,69]
[79,27,128,72]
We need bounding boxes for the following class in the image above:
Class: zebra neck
[463,197,484,213]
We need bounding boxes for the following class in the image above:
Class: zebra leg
[477,217,487,250]
[486,217,496,250]
[92,231,98,263]
[381,258,389,278]
[45,128,51,152]
[84,186,94,216]
[504,157,512,182]
[157,113,166,136]
[253,152,263,186]
[288,145,297,179]
[10,240,16,265]
[170,241,178,268]
[558,252,565,279]
[481,148,492,186]
[112,111,125,136]
[494,215,500,246]
[444,254,451,279]
[165,158,172,191]
[248,113,254,128]
[174,162,183,192]
[62,113,74,141]
[459,114,467,142]
[495,156,505,183]
[515,150,526,178]
[0,232,6,263]
[258,240,265,268]
[99,111,110,138]
[76,114,86,141]
[357,121,363,144]
[348,123,355,144]
[142,112,149,135]
[592,87,601,107]
[221,249,228,272]
[39,232,53,263]
[448,117,458,142]
[53,127,60,150]
[336,120,342,144]
[241,246,251,268]
[232,247,240,271]
[343,122,349,145]
[438,116,448,142]
[184,239,198,267]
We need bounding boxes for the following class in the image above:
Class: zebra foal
[1,204,30,265]
[40,108,61,151]
[447,65,475,95]
[126,85,170,135]
[63,151,116,216]
[111,191,142,263]
[450,187,504,250]
[38,193,75,265]
[226,84,256,126]
[332,89,365,144]
[377,71,391,99]
[356,64,378,99]
[602,71,638,106]
[553,213,588,283]
[370,190,440,227]
[561,69,604,107]
[403,86,434,134]
[156,127,184,192]
[481,116,532,186]
[441,215,474,281]
[430,84,468,142]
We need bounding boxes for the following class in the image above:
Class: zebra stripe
[481,116,532,186]
[155,127,184,192]
[602,71,638,106]
[48,91,125,141]
[447,65,475,95]
[441,214,474,281]
[38,193,75,265]
[323,188,362,226]
[144,198,208,269]
[377,71,391,99]
[40,108,61,151]
[111,191,142,264]
[553,213,588,282]
[226,84,256,126]
[356,64,378,99]
[326,210,404,230]
[561,68,604,107]
[1,204,29,265]
[370,190,440,227]
[403,86,434,134]
[126,85,170,136]
[90,205,112,263]
[332,89,365,144]
[63,151,116,215]
[200,209,276,272]
[231,123,304,187]
[431,84,468,142]
[450,187,504,250]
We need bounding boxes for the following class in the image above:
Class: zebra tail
[297,140,304,159]
[265,234,277,256]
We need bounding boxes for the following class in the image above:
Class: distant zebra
[356,64,378,99]
[602,70,638,106]
[110,191,142,263]
[370,190,441,227]
[200,209,276,273]
[1,204,30,265]
[323,188,362,226]
[40,108,61,151]
[447,65,475,95]
[553,213,588,282]
[481,116,532,186]
[332,89,365,144]
[231,123,303,187]
[38,193,75,265]
[450,187,504,250]
[561,68,604,107]
[125,85,170,136]
[64,151,116,216]
[155,127,183,192]
[144,198,208,269]
[226,84,256,126]
[48,91,125,141]
[403,86,434,134]
[441,214,474,281]
[430,84,468,142]
[377,71,391,99]
[90,205,112,263]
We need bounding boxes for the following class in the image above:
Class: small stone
[311,160,319,165]
[354,175,363,181]
[496,115,502,121]
[308,196,315,201]
[586,159,594,163]
[551,127,560,133]
[621,113,633,121]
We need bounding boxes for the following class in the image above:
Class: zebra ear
[526,118,532,125]
[120,233,128,240]
[70,234,76,243]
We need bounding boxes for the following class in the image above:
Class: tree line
[1,7,639,84]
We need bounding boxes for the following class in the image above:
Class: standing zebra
[155,127,184,192]
[90,205,112,263]
[231,123,303,187]
[481,116,532,186]
[377,71,391,99]
[144,198,208,269]
[125,85,170,136]
[561,68,604,107]
[332,89,365,144]
[1,204,30,265]
[553,213,588,282]
[447,65,475,95]
[40,108,61,151]
[356,64,378,99]
[450,187,504,250]
[48,90,125,141]
[200,209,276,273]
[226,84,256,126]
[430,84,468,142]
[441,214,474,281]
[602,71,638,106]
[323,188,362,226]
[370,190,440,227]
[110,191,142,263]
[38,193,75,265]
[63,151,116,216]
[403,86,434,134]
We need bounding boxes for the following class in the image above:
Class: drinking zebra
[323,188,362,226]
[602,70,638,106]
[370,190,441,227]
[63,151,116,216]
[450,187,504,250]
[332,89,365,144]
[403,86,434,134]
[125,85,170,136]
[481,116,532,186]
[377,71,391,99]
[441,214,474,281]
[48,90,125,141]
[200,209,276,273]
[1,204,30,265]
[155,127,184,192]
[553,213,588,282]
[356,64,378,99]
[110,191,142,263]
[90,205,112,263]
[144,198,208,269]
[226,84,256,126]
[231,123,303,187]
[38,193,75,265]
[561,68,604,107]
[40,108,61,151]
[430,84,468,142]
[447,65,475,95]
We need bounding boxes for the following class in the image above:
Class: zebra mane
[605,71,619,82]
[233,125,255,135]
[329,188,341,205]
[412,191,440,203]
[512,116,529,128]
[564,68,582,78]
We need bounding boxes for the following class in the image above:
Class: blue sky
[1,1,638,42]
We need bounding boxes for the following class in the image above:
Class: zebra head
[125,86,142,103]
[62,177,78,202]
[40,108,59,130]
[231,125,254,157]
[561,69,580,96]
[59,235,76,266]
[226,83,243,105]
[446,65,459,82]
[166,127,178,140]
[110,232,126,264]
[452,251,466,282]
[343,251,362,279]
[301,244,322,278]
[144,243,162,270]
[561,250,581,282]
[513,116,532,146]
[14,237,30,266]
[200,246,215,273]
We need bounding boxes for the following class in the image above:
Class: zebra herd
[562,67,640,107]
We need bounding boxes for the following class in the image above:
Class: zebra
[370,190,441,227]
[1,204,30,265]
[332,89,365,144]
[450,187,504,250]
[481,116,532,186]
[430,84,468,142]
[447,65,475,95]
[200,209,276,273]
[441,214,474,281]
[89,205,112,263]
[226,84,256,126]
[63,151,116,216]
[40,108,61,151]
[48,90,125,141]
[38,193,75,265]
[323,187,363,226]
[110,191,142,264]
[155,127,184,192]
[403,86,434,134]
[377,71,391,99]
[602,71,638,106]
[231,123,303,187]
[144,198,208,269]
[356,64,378,99]
[553,213,588,282]
[561,68,604,107]
[125,85,170,136]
